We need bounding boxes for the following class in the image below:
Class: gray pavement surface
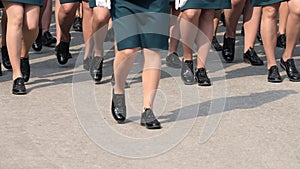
[1,16,300,169]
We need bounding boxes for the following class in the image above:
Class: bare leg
[113,48,138,94]
[260,3,280,69]
[243,1,261,52]
[196,9,214,68]
[92,7,110,57]
[213,9,222,36]
[142,49,161,109]
[282,0,300,61]
[55,0,61,44]
[41,0,52,33]
[180,9,201,61]
[58,2,79,42]
[169,4,180,54]
[82,1,93,58]
[3,2,24,80]
[224,0,246,38]
[22,4,40,58]
[278,1,289,35]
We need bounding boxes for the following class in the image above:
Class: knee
[181,9,200,21]
[94,13,110,24]
[117,48,138,57]
[263,6,278,20]
[11,13,23,29]
[289,1,300,16]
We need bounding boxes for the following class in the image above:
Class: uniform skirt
[181,0,232,11]
[251,0,284,6]
[111,0,169,51]
[2,0,43,6]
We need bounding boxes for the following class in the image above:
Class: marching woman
[179,0,231,86]
[111,0,169,129]
[252,0,300,82]
[2,0,42,94]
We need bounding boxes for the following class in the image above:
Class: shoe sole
[268,79,282,83]
[140,122,161,129]
[243,59,264,66]
[12,91,27,95]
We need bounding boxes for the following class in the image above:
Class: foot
[195,68,211,86]
[141,108,161,129]
[166,52,181,68]
[55,41,72,65]
[212,36,222,51]
[222,34,235,63]
[21,57,30,82]
[42,31,57,47]
[90,56,103,83]
[12,77,27,95]
[268,65,282,83]
[73,17,82,32]
[181,59,195,85]
[280,58,300,82]
[32,29,43,51]
[243,48,264,66]
[276,34,286,48]
[1,46,12,70]
[111,90,126,123]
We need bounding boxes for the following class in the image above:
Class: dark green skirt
[3,0,43,6]
[111,0,169,51]
[89,0,95,8]
[181,0,231,11]
[251,0,284,6]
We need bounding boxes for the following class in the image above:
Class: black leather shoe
[243,48,264,66]
[166,52,181,68]
[222,35,235,63]
[268,65,282,83]
[141,108,161,129]
[280,58,300,82]
[195,68,211,86]
[1,46,12,70]
[42,31,57,47]
[277,34,286,48]
[73,17,82,32]
[21,57,30,82]
[111,90,126,123]
[55,41,72,65]
[212,36,222,51]
[90,56,103,83]
[12,77,26,95]
[181,59,195,85]
[32,29,43,51]
[83,56,91,71]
